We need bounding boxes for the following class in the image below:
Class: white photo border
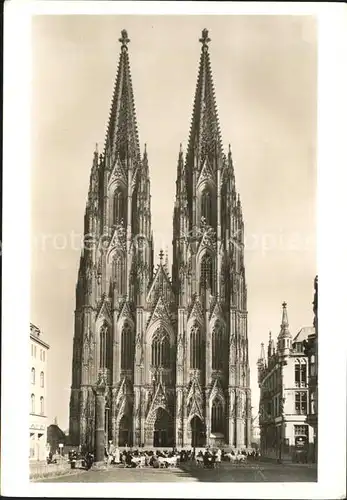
[2,1,347,498]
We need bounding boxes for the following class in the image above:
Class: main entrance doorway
[191,416,205,447]
[153,408,172,447]
[118,415,132,447]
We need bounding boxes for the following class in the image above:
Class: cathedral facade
[69,29,252,454]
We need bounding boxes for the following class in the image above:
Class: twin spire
[187,29,222,165]
[104,29,222,169]
[105,29,141,164]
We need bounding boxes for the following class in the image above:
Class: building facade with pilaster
[30,323,50,461]
[69,29,252,457]
[257,303,315,462]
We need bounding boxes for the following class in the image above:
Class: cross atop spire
[199,28,211,50]
[104,29,140,163]
[185,29,222,170]
[119,29,130,50]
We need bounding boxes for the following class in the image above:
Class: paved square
[41,460,317,483]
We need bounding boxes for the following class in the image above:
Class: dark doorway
[153,408,173,447]
[191,416,205,447]
[119,415,132,447]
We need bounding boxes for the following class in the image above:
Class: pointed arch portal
[153,408,173,448]
[190,416,205,448]
[118,414,132,447]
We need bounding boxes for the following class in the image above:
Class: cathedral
[69,29,252,456]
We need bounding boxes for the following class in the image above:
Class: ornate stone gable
[146,382,170,421]
[209,377,226,405]
[210,300,224,322]
[147,263,174,307]
[189,398,204,421]
[117,300,134,323]
[96,295,112,323]
[187,377,204,420]
[188,296,204,325]
[147,296,172,329]
[197,223,217,254]
[107,223,127,254]
[197,158,215,187]
[108,154,127,186]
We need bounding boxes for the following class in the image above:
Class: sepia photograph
[2,1,347,498]
[30,13,318,483]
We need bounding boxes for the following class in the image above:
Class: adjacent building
[304,275,318,462]
[69,29,252,458]
[257,303,315,462]
[30,323,50,461]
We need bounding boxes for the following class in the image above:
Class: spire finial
[179,143,182,153]
[95,143,98,154]
[281,301,289,329]
[159,249,164,263]
[269,331,272,342]
[199,28,211,50]
[144,143,147,154]
[119,29,130,50]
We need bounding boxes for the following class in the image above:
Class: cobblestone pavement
[41,460,317,483]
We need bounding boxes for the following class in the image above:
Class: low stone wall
[29,459,81,481]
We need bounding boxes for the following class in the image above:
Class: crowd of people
[66,445,261,470]
[102,446,260,469]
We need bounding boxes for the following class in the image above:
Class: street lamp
[105,404,110,452]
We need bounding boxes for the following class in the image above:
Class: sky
[31,15,317,431]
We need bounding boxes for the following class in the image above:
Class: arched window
[121,323,134,370]
[31,367,35,385]
[212,324,224,370]
[151,328,170,368]
[113,254,126,296]
[113,188,125,225]
[211,399,224,433]
[40,396,44,415]
[31,394,35,414]
[190,325,202,369]
[99,324,109,369]
[200,254,213,291]
[40,371,44,388]
[201,189,212,225]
